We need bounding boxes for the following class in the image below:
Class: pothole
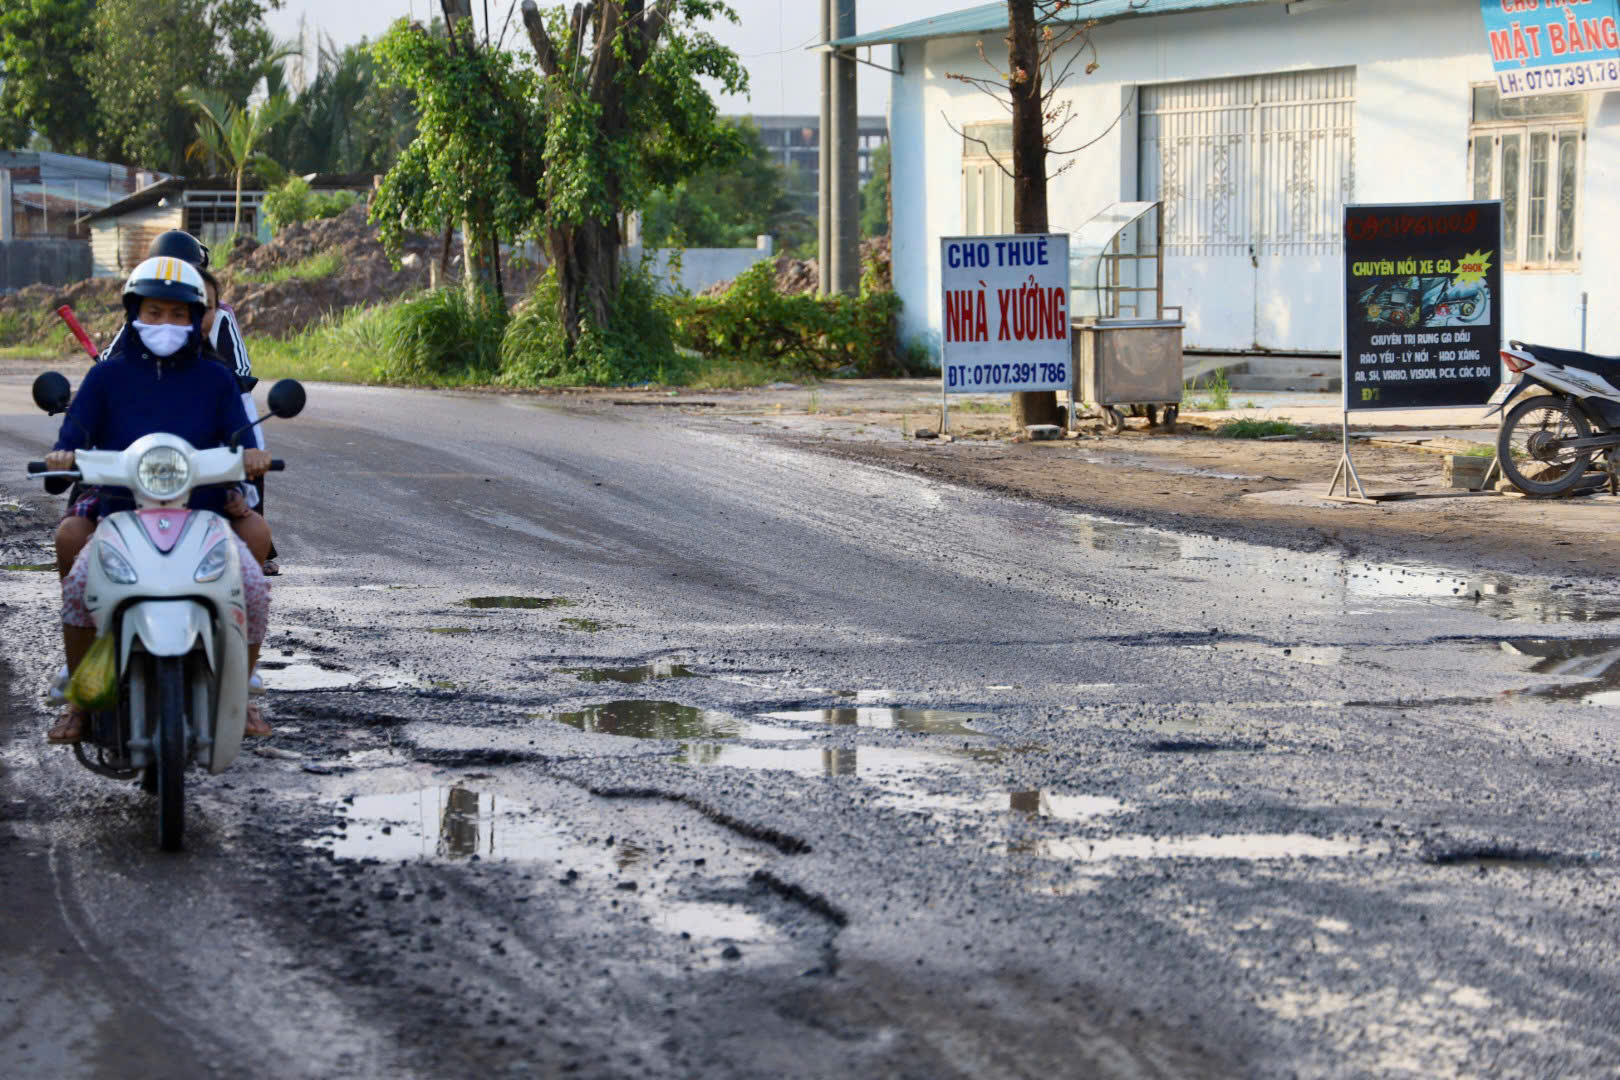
[1420,843,1587,869]
[567,662,699,684]
[1,562,53,572]
[879,789,1129,822]
[460,595,572,609]
[309,782,794,953]
[1144,739,1266,753]
[1500,637,1620,704]
[559,617,617,633]
[550,700,807,742]
[258,653,424,692]
[765,706,987,737]
[1020,833,1387,863]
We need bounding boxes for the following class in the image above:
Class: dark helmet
[122,256,207,325]
[146,229,210,270]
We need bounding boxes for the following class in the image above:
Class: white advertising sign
[939,233,1071,395]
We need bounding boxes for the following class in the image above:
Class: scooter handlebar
[268,459,285,472]
[27,461,46,474]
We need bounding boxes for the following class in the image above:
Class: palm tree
[182,88,298,235]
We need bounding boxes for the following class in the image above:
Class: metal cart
[1069,202,1185,434]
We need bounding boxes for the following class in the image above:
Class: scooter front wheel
[1498,395,1594,496]
[154,656,186,852]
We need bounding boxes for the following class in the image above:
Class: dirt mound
[700,235,892,298]
[0,277,126,355]
[220,202,439,338]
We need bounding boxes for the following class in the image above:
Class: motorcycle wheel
[1498,395,1594,496]
[154,656,187,852]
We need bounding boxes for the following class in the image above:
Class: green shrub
[377,287,506,381]
[666,260,902,376]
[262,176,362,234]
[251,302,405,383]
[1217,418,1305,439]
[500,263,686,387]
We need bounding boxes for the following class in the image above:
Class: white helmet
[122,256,207,319]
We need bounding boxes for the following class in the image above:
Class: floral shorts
[62,535,270,644]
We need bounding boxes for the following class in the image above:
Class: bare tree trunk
[234,168,245,238]
[1007,0,1062,429]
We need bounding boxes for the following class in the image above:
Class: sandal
[260,558,281,577]
[244,701,272,738]
[47,706,88,744]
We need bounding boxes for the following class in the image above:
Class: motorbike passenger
[45,256,274,743]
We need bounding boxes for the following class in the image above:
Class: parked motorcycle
[26,371,305,851]
[1491,342,1620,496]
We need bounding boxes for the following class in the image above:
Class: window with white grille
[1139,68,1356,257]
[1469,86,1582,270]
[961,122,1014,236]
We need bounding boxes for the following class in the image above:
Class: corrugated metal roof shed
[830,0,1276,48]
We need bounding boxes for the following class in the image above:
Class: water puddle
[1063,510,1620,624]
[460,595,572,609]
[551,700,809,742]
[1500,637,1620,704]
[1020,833,1385,863]
[567,661,699,684]
[257,653,423,692]
[765,706,987,737]
[676,742,960,781]
[880,788,1128,822]
[312,784,790,949]
[1,562,53,572]
[559,617,617,632]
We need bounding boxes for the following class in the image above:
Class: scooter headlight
[98,542,138,584]
[194,540,230,583]
[136,446,190,501]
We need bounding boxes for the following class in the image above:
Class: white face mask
[133,320,191,357]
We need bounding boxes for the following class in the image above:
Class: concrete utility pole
[830,0,859,296]
[819,0,859,296]
[818,1,832,295]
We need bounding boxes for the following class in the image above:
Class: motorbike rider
[94,231,280,573]
[45,256,274,743]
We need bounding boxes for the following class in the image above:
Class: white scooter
[27,371,305,851]
[1491,341,1620,496]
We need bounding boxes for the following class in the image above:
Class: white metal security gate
[1139,68,1355,352]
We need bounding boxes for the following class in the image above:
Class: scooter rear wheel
[154,656,187,852]
[1498,395,1594,496]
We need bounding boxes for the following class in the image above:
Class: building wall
[890,0,1615,357]
[91,204,184,278]
[627,236,775,295]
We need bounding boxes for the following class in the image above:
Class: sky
[265,0,948,117]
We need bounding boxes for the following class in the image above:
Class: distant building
[0,151,165,241]
[81,172,375,278]
[745,115,889,216]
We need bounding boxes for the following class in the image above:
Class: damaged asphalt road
[2,382,1620,1079]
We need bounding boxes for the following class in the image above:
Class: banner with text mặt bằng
[1343,201,1503,412]
[940,234,1071,395]
[1482,0,1620,96]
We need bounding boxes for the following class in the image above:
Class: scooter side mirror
[32,372,71,415]
[266,379,306,419]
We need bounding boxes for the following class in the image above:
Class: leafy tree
[860,142,890,238]
[640,119,810,251]
[520,0,748,349]
[371,16,545,302]
[0,0,103,156]
[183,88,297,231]
[88,0,285,173]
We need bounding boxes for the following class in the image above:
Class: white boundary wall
[889,0,1618,359]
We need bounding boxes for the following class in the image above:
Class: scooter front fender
[120,599,213,662]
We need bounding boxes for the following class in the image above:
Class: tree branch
[520,1,559,75]
[940,110,1014,180]
[587,2,621,101]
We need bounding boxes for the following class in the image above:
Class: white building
[842,0,1613,358]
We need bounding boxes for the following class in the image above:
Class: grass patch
[1217,418,1306,439]
[1185,368,1232,411]
[239,248,344,285]
[2,562,54,572]
[1456,443,1497,457]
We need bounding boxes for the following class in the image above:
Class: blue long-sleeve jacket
[56,329,252,514]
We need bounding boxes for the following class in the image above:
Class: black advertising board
[1343,201,1503,411]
